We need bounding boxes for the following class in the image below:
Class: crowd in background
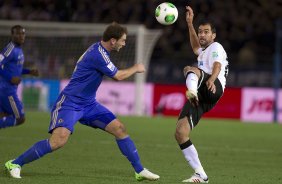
[0,0,281,86]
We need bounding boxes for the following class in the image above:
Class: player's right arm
[113,63,145,81]
[0,66,21,85]
[186,6,201,55]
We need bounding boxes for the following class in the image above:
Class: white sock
[185,73,198,92]
[182,144,208,179]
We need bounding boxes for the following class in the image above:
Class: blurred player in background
[0,25,39,129]
[174,6,228,183]
[5,22,160,181]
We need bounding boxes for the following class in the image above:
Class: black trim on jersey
[202,41,215,51]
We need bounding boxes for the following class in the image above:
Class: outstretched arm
[186,6,201,55]
[113,63,145,81]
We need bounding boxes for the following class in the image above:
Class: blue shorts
[48,94,116,133]
[0,92,24,119]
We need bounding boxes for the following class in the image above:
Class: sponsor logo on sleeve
[107,62,116,71]
[212,51,218,59]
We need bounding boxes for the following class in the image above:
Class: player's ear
[212,33,216,40]
[110,38,117,45]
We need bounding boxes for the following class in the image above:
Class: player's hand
[186,6,194,24]
[30,69,39,77]
[135,63,146,73]
[206,78,216,94]
[0,112,9,118]
[10,76,21,85]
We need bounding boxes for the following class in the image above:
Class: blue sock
[13,139,52,167]
[0,116,16,128]
[116,136,144,173]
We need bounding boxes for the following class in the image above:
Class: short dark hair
[198,19,216,33]
[11,25,24,34]
[102,22,128,41]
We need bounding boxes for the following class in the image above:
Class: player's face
[11,28,26,45]
[113,33,126,52]
[198,24,215,48]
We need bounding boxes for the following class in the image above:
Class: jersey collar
[202,41,215,51]
[98,42,110,55]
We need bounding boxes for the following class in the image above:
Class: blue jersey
[0,42,24,94]
[62,42,118,104]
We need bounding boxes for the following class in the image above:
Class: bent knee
[52,140,67,150]
[16,117,25,126]
[50,128,70,150]
[106,120,127,138]
[183,66,200,77]
[50,136,68,150]
[114,123,127,137]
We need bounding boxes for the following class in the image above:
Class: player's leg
[106,120,143,171]
[79,102,159,181]
[183,66,202,107]
[5,94,81,178]
[0,94,25,129]
[106,120,160,181]
[175,102,209,183]
[5,127,71,179]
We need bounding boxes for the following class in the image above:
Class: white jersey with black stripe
[197,42,228,90]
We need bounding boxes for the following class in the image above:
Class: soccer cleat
[186,90,199,107]
[135,168,160,181]
[182,173,209,183]
[5,160,22,179]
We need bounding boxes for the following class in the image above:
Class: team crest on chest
[17,54,24,65]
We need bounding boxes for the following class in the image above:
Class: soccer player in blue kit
[5,22,160,181]
[0,25,39,129]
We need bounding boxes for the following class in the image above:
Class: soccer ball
[155,2,178,25]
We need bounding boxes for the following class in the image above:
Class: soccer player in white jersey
[174,6,229,183]
[5,22,159,181]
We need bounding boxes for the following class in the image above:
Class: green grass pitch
[0,111,282,184]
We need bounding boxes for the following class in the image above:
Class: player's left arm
[206,43,226,93]
[93,52,145,81]
[206,62,221,93]
[113,63,145,81]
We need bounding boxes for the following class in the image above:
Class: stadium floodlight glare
[0,20,162,115]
